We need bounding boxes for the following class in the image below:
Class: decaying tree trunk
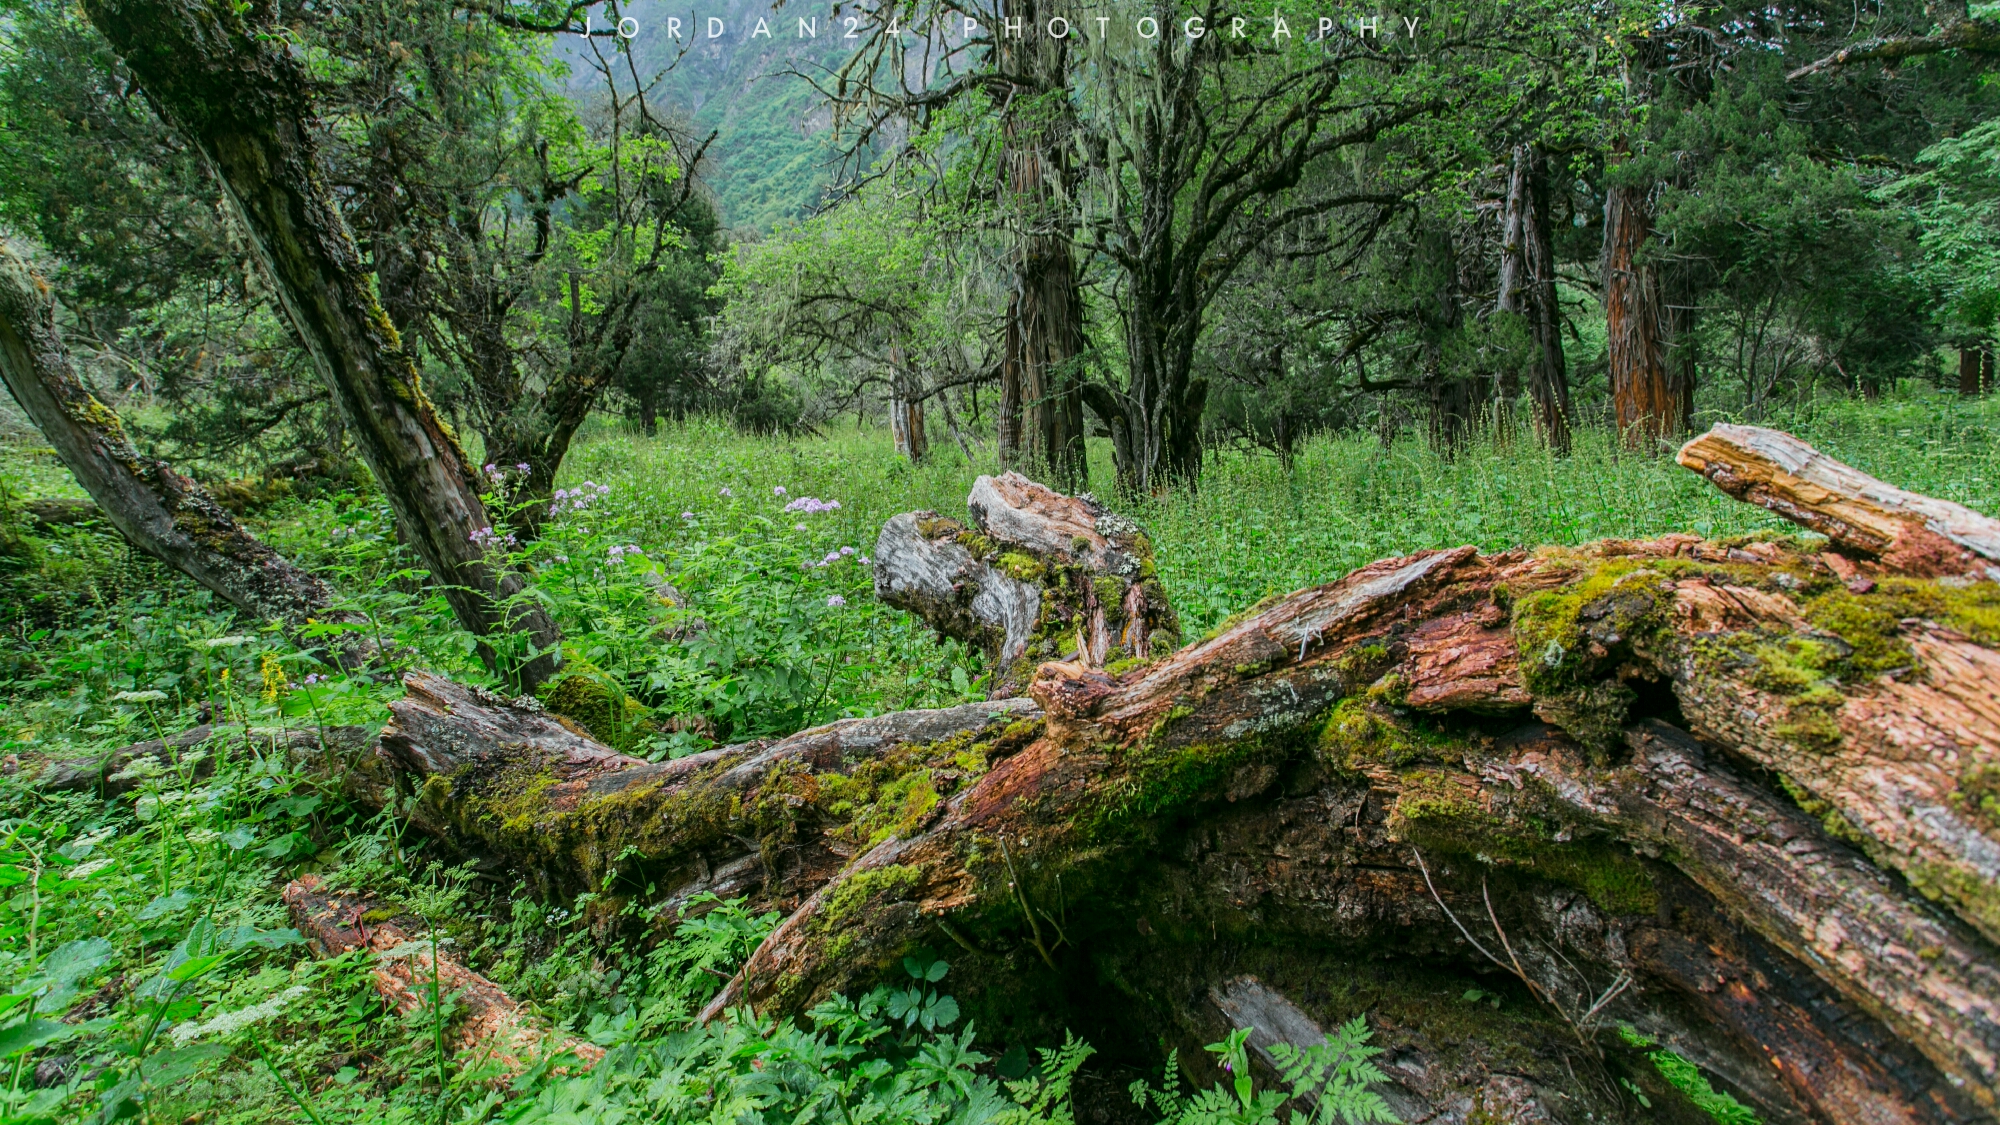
[872,472,1179,695]
[38,723,374,798]
[79,0,561,688]
[339,428,2000,1123]
[283,875,603,1077]
[0,246,333,623]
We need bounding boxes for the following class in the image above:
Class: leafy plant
[1129,1022,1398,1125]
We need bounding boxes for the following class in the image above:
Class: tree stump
[873,472,1179,696]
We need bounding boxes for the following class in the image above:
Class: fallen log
[38,723,375,798]
[359,430,2000,1123]
[874,472,1179,695]
[1677,422,2000,579]
[282,875,602,1077]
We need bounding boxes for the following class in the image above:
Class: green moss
[1954,762,2000,835]
[1905,858,2000,939]
[1777,774,1870,848]
[1512,560,1673,695]
[1390,767,1658,915]
[1319,699,1443,768]
[997,551,1046,582]
[821,863,922,926]
[1802,577,2000,679]
[540,671,654,753]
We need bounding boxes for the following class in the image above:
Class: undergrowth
[1,392,1992,1122]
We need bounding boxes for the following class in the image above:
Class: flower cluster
[549,481,612,516]
[811,545,860,569]
[826,595,846,607]
[784,496,841,514]
[470,525,518,549]
[608,544,646,560]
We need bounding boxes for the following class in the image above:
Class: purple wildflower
[859,555,872,565]
[840,546,855,556]
[794,524,809,532]
[826,595,846,607]
[783,497,842,514]
[515,462,530,472]
[681,511,695,520]
[719,486,733,497]
[773,486,788,497]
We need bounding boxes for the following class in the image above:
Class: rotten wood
[355,441,2000,1122]
[1678,422,2000,577]
[872,472,1179,694]
[283,875,602,1077]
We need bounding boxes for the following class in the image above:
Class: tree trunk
[889,348,929,465]
[81,0,561,688]
[0,246,333,623]
[1962,347,1984,395]
[340,427,2000,1124]
[1602,179,1689,449]
[1498,146,1574,455]
[871,472,1180,694]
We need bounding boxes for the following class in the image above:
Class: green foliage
[1128,1023,1398,1125]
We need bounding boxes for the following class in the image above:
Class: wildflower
[859,555,871,565]
[719,486,733,497]
[112,689,169,704]
[794,524,808,532]
[554,489,570,500]
[840,546,855,556]
[783,497,841,514]
[515,462,530,472]
[555,554,569,563]
[826,595,846,607]
[773,486,787,496]
[170,986,311,1046]
[484,463,497,474]
[259,653,288,704]
[301,674,324,686]
[108,756,167,782]
[200,636,250,650]
[681,511,695,520]
[822,552,841,565]
[69,858,113,880]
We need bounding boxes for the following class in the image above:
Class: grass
[2,388,1996,1122]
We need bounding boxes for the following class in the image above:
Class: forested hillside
[4,0,2000,1120]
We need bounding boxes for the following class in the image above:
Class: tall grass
[553,389,2000,633]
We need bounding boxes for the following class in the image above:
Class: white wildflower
[111,690,169,704]
[69,858,113,880]
[169,986,310,1045]
[198,636,252,650]
[109,756,167,782]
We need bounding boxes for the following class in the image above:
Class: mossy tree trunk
[78,0,561,688]
[0,245,333,623]
[356,430,2000,1123]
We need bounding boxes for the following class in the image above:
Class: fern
[1130,1020,1399,1125]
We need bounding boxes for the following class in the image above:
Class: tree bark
[889,348,929,465]
[0,245,334,623]
[79,0,561,688]
[1602,179,1689,449]
[1678,422,2000,577]
[1498,146,1574,455]
[349,427,2000,1123]
[871,472,1180,695]
[996,12,1089,494]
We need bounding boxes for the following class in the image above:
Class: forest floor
[1,389,1996,1123]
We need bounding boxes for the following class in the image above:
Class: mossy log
[359,430,2000,1122]
[282,875,603,1077]
[873,472,1179,695]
